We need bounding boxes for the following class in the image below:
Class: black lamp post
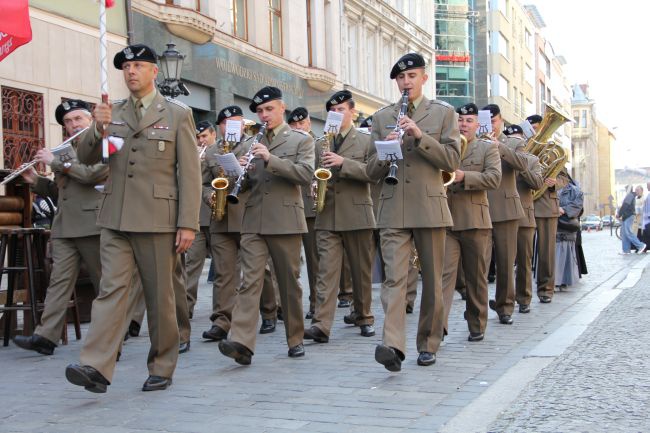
[158,42,190,98]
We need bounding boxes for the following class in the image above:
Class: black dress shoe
[13,334,56,355]
[276,307,284,322]
[305,310,315,320]
[142,375,172,392]
[360,324,375,337]
[468,332,484,342]
[374,345,402,372]
[343,312,359,325]
[488,299,497,311]
[304,326,329,343]
[259,319,276,334]
[417,352,436,366]
[288,343,305,358]
[338,299,351,308]
[65,364,109,393]
[488,274,496,283]
[405,304,414,314]
[519,304,531,313]
[218,340,253,365]
[128,320,141,337]
[202,325,228,341]
[499,315,514,325]
[539,295,552,303]
[179,341,190,354]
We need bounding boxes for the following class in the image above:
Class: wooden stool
[0,227,47,346]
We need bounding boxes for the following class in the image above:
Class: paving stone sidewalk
[0,231,637,433]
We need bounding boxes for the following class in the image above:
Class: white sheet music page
[323,111,344,135]
[375,140,403,161]
[477,110,493,136]
[216,153,244,177]
[225,120,242,143]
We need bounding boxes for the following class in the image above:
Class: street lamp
[157,42,190,99]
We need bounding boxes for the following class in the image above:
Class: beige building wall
[571,92,599,214]
[597,121,616,215]
[0,7,128,169]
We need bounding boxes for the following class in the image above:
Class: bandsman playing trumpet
[218,86,314,364]
[303,90,376,343]
[367,53,461,371]
[441,103,501,342]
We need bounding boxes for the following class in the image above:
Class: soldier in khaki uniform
[509,125,544,313]
[441,103,501,342]
[184,120,216,319]
[201,106,278,341]
[368,53,461,371]
[303,90,376,343]
[218,86,314,365]
[13,100,107,355]
[483,104,528,325]
[65,44,201,393]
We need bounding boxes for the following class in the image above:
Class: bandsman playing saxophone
[303,90,376,343]
[441,103,501,342]
[367,53,461,371]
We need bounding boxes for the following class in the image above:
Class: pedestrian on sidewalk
[641,182,650,246]
[617,185,647,255]
[555,174,584,288]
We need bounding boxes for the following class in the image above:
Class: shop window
[1,86,45,171]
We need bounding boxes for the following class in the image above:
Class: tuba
[209,140,232,221]
[525,104,571,200]
[311,131,334,213]
[442,134,468,187]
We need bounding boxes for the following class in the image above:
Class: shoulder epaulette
[165,96,190,110]
[112,98,127,105]
[431,99,453,110]
[291,129,309,136]
[373,104,395,116]
[356,128,371,135]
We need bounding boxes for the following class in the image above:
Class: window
[513,86,519,113]
[520,92,525,116]
[306,0,312,65]
[383,41,392,99]
[580,110,588,128]
[1,86,45,171]
[493,74,509,99]
[232,0,248,40]
[573,111,580,126]
[525,29,533,52]
[525,63,534,85]
[347,21,358,87]
[366,31,376,94]
[498,32,509,60]
[269,0,282,55]
[540,82,546,104]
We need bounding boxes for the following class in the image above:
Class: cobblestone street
[0,230,642,433]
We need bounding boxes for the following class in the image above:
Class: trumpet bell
[442,171,455,187]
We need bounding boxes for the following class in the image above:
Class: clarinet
[385,89,409,185]
[226,122,268,204]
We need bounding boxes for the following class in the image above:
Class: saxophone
[311,130,334,213]
[210,139,232,222]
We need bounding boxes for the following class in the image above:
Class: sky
[524,0,650,169]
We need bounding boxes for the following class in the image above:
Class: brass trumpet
[442,134,468,187]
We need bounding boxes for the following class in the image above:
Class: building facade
[571,84,600,214]
[596,120,616,215]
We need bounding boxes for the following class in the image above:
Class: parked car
[601,215,616,227]
[581,215,603,231]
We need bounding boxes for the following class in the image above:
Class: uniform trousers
[405,244,420,310]
[80,229,178,382]
[515,226,536,306]
[185,226,211,316]
[35,236,102,343]
[491,220,519,316]
[380,227,445,356]
[311,229,374,335]
[441,229,491,334]
[535,217,558,299]
[230,233,303,352]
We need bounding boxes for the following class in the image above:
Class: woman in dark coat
[555,175,584,287]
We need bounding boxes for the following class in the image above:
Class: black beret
[390,53,426,79]
[326,90,353,111]
[249,86,282,112]
[504,124,524,136]
[55,99,91,125]
[196,120,213,134]
[287,107,309,123]
[456,103,478,116]
[526,114,543,124]
[482,104,501,118]
[113,44,157,70]
[216,105,243,124]
[360,116,372,128]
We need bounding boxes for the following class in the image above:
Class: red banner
[0,0,32,62]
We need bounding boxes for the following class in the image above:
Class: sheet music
[323,111,344,135]
[225,120,242,143]
[519,120,535,139]
[375,140,403,161]
[478,110,493,136]
[216,152,243,177]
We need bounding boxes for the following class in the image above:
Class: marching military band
[10,44,567,391]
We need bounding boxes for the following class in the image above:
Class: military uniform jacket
[487,134,528,223]
[446,138,501,231]
[366,96,461,229]
[31,144,108,239]
[202,137,248,233]
[314,128,376,231]
[77,92,201,233]
[241,123,314,235]
[516,154,544,228]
